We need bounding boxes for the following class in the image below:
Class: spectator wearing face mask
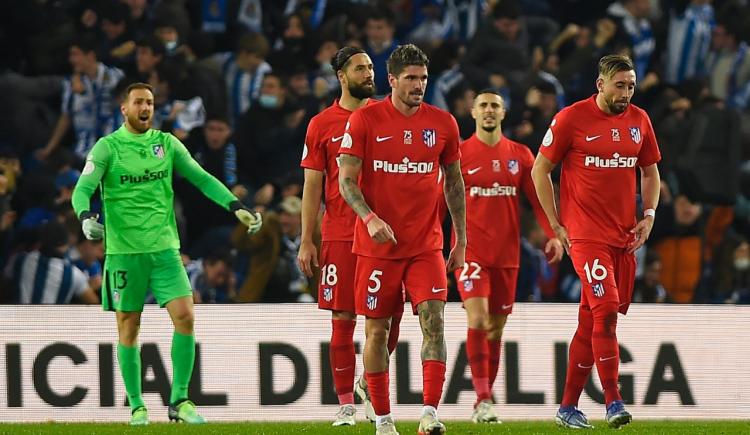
[712,236,750,303]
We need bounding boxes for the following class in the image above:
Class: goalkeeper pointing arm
[71,82,259,426]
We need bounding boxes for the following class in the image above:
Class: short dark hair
[124,82,154,100]
[476,88,503,98]
[101,2,129,25]
[332,46,367,73]
[136,35,166,57]
[70,33,98,54]
[387,44,429,77]
[236,32,270,58]
[493,0,521,20]
[598,54,635,79]
[367,7,395,25]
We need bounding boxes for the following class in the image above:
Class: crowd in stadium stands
[0,0,748,305]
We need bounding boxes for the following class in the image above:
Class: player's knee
[467,311,489,330]
[366,324,390,345]
[592,303,618,335]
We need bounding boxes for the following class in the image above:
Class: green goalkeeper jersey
[72,125,238,254]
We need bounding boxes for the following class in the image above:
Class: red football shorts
[355,250,447,318]
[317,241,357,312]
[569,242,636,315]
[455,261,519,315]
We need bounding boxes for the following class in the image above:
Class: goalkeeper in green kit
[72,83,261,425]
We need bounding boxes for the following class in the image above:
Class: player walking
[531,55,661,429]
[72,83,262,425]
[338,44,466,435]
[297,46,403,426]
[457,90,563,423]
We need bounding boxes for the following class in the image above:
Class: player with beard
[531,55,661,429]
[456,90,563,423]
[298,46,404,426]
[339,44,466,435]
[71,83,262,425]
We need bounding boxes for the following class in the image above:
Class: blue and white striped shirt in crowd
[608,2,655,81]
[4,252,88,304]
[213,52,272,125]
[61,63,124,158]
[665,3,713,84]
[152,96,207,133]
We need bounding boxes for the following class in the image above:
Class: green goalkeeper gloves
[79,212,104,240]
[230,201,262,235]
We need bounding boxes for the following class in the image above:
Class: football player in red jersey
[298,46,403,426]
[338,44,466,435]
[531,55,661,429]
[457,90,564,423]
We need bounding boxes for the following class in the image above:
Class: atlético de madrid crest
[422,129,436,147]
[152,144,165,159]
[629,127,641,144]
[508,159,519,175]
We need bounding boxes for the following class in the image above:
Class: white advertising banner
[0,303,748,422]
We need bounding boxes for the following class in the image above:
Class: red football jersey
[454,135,555,268]
[539,95,661,248]
[339,97,461,259]
[301,99,377,241]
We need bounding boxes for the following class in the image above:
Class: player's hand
[235,208,263,235]
[553,224,571,255]
[628,216,654,253]
[81,213,104,240]
[366,216,397,244]
[545,238,565,263]
[446,243,466,271]
[297,240,319,278]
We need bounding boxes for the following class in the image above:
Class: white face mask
[735,258,750,271]
[165,40,178,51]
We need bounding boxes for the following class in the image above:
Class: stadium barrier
[1,303,748,422]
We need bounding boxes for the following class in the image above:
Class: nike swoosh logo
[376,135,393,142]
[431,287,446,293]
[599,355,617,362]
[331,135,344,142]
[335,366,352,372]
[585,135,602,142]
[577,363,594,369]
[467,167,481,175]
[501,304,513,309]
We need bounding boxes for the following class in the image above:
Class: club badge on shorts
[367,294,378,310]
[592,282,605,298]
[323,287,333,302]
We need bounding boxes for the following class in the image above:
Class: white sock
[375,414,393,426]
[422,405,437,416]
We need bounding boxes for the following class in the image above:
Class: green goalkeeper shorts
[101,249,192,312]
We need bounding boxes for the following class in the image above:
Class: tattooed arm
[442,160,466,270]
[338,154,396,244]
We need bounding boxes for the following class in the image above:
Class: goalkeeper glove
[229,201,262,235]
[79,211,104,240]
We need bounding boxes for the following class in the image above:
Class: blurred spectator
[98,1,136,72]
[69,236,103,294]
[406,1,451,50]
[135,35,166,80]
[152,4,190,56]
[309,39,341,99]
[463,0,530,90]
[235,72,306,189]
[268,13,315,73]
[664,0,714,85]
[124,0,154,40]
[180,115,241,250]
[3,220,98,304]
[188,252,236,303]
[426,41,468,111]
[514,81,559,152]
[36,34,124,162]
[633,251,667,302]
[712,235,750,303]
[650,194,704,303]
[232,196,314,303]
[148,61,207,141]
[606,0,657,83]
[364,8,399,95]
[212,32,272,125]
[706,4,750,110]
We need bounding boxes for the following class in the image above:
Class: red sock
[422,360,446,408]
[365,371,390,416]
[387,311,402,355]
[487,339,502,390]
[591,302,622,405]
[561,307,594,407]
[466,328,491,403]
[330,319,356,405]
